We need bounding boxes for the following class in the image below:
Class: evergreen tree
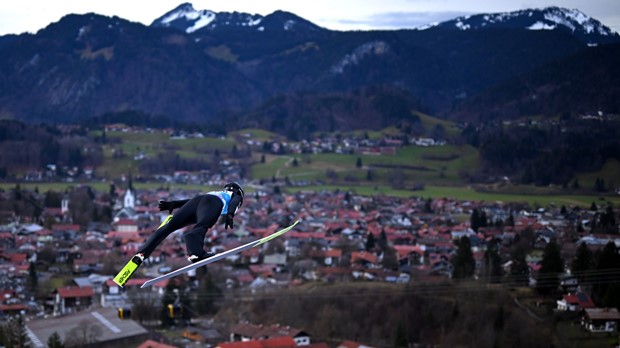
[470,208,481,232]
[510,247,530,286]
[506,212,515,227]
[382,246,399,270]
[593,242,620,304]
[483,241,503,283]
[493,305,505,332]
[394,322,408,348]
[480,210,488,228]
[571,242,593,283]
[365,233,376,251]
[536,241,564,295]
[47,331,65,348]
[452,237,475,279]
[28,261,37,292]
[424,198,433,214]
[378,230,388,251]
[0,316,30,348]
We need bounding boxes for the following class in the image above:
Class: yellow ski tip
[113,259,140,287]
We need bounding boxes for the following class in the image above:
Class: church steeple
[123,172,136,209]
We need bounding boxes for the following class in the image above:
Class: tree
[571,242,593,283]
[483,241,503,283]
[452,237,475,279]
[602,283,620,309]
[127,288,159,324]
[28,261,38,292]
[160,282,178,327]
[593,242,620,304]
[510,246,530,286]
[382,246,399,270]
[365,233,376,251]
[196,270,222,315]
[470,208,481,232]
[0,316,31,348]
[590,201,598,211]
[536,241,564,295]
[356,157,362,168]
[64,321,102,347]
[378,230,388,251]
[47,331,65,348]
[394,322,408,348]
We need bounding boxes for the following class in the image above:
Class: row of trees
[463,117,620,188]
[452,233,620,308]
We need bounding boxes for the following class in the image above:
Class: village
[1,177,619,348]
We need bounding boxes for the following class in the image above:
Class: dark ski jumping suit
[137,184,243,261]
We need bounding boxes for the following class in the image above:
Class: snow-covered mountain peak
[428,7,618,45]
[151,3,322,34]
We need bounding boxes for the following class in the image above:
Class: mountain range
[0,3,618,133]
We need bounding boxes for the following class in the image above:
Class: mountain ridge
[0,4,618,129]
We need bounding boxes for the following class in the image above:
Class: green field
[4,127,619,209]
[250,144,480,186]
[283,184,620,207]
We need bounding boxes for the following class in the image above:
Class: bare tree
[64,321,102,347]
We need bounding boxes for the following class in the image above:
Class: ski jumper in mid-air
[135,182,244,263]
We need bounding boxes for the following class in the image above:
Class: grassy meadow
[4,124,620,209]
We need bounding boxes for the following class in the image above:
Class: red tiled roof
[351,251,378,264]
[0,304,28,311]
[51,224,80,231]
[217,337,296,348]
[307,343,330,348]
[218,341,263,348]
[57,286,94,298]
[137,339,177,348]
[337,340,376,348]
[563,293,595,309]
[393,245,424,259]
[115,219,138,226]
[259,336,296,348]
[4,253,28,264]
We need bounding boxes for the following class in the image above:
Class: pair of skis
[113,220,299,288]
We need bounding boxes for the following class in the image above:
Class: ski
[140,219,300,288]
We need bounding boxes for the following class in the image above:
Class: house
[337,340,376,348]
[27,307,148,348]
[351,251,379,267]
[54,286,94,315]
[556,292,595,311]
[218,336,296,348]
[0,303,28,317]
[229,323,311,346]
[182,327,223,345]
[558,274,579,293]
[581,308,620,332]
[137,339,177,348]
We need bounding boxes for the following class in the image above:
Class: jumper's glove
[225,213,234,230]
[158,200,174,213]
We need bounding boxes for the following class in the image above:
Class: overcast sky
[1,0,619,35]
